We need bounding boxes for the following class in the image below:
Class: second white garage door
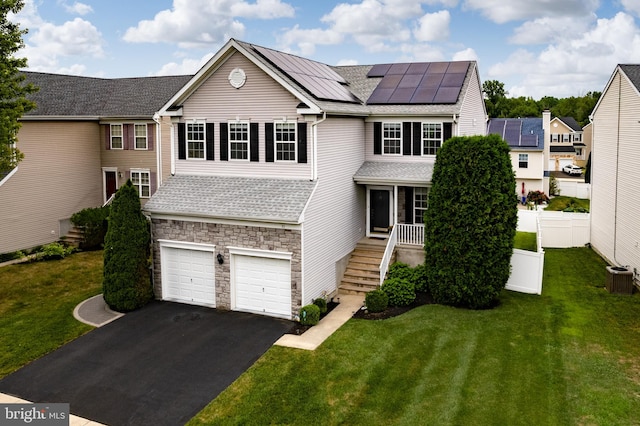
[234,254,291,319]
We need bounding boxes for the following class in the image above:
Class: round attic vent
[228,68,246,89]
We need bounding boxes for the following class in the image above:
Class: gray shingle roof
[143,175,317,223]
[22,72,193,118]
[353,161,434,185]
[620,64,640,92]
[558,116,582,131]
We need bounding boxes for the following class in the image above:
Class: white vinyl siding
[177,51,311,178]
[302,117,366,304]
[457,65,487,137]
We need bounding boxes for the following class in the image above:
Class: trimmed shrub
[299,304,320,326]
[412,264,428,293]
[424,134,517,309]
[36,242,75,261]
[312,297,328,314]
[365,289,388,313]
[381,277,416,307]
[387,262,413,280]
[71,205,110,250]
[103,180,153,312]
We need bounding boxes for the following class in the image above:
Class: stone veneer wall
[151,219,302,316]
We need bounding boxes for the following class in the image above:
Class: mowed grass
[514,231,537,251]
[0,251,103,377]
[189,248,640,425]
[546,196,590,212]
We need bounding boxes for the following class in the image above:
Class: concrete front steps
[339,238,388,296]
[60,226,84,248]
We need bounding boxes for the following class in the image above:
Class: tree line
[482,80,600,127]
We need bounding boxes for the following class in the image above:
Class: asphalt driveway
[0,301,292,425]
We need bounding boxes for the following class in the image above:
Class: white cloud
[414,10,450,42]
[463,0,599,24]
[9,0,44,29]
[337,58,359,66]
[488,12,640,98]
[153,53,215,76]
[61,2,93,15]
[123,0,294,48]
[452,47,477,61]
[277,25,343,56]
[621,0,640,15]
[398,43,445,62]
[510,16,593,45]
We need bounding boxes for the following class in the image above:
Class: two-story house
[144,39,487,319]
[549,116,584,172]
[487,116,545,201]
[0,72,191,254]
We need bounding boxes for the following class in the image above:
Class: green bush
[71,206,110,250]
[299,304,320,326]
[36,242,75,261]
[103,180,153,312]
[312,297,328,314]
[365,289,388,313]
[424,134,517,309]
[381,277,416,306]
[412,264,428,293]
[387,262,413,280]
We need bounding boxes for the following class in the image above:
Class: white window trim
[518,153,529,168]
[382,122,402,156]
[134,123,148,150]
[274,120,297,162]
[130,168,151,198]
[422,122,443,157]
[110,124,123,150]
[228,246,293,260]
[414,187,429,224]
[187,121,206,160]
[228,121,250,162]
[562,133,571,143]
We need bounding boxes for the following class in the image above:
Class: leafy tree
[103,180,153,312]
[482,80,507,118]
[0,0,37,174]
[424,135,517,309]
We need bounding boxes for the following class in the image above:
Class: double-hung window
[551,134,559,142]
[130,170,151,198]
[573,133,582,142]
[519,153,529,168]
[275,122,296,161]
[110,124,123,149]
[187,122,205,159]
[422,123,442,156]
[229,122,249,160]
[383,123,401,155]
[562,134,571,143]
[414,187,429,224]
[134,124,148,150]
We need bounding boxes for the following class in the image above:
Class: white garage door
[234,255,291,319]
[163,247,216,307]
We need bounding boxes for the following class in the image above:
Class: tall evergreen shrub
[424,134,517,309]
[103,180,153,311]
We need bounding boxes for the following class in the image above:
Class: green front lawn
[514,231,537,251]
[546,196,590,212]
[0,251,103,377]
[189,248,640,425]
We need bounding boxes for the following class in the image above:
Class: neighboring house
[0,72,191,254]
[577,122,592,169]
[487,116,545,200]
[549,116,584,171]
[589,64,640,280]
[144,38,487,319]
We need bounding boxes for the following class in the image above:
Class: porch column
[394,185,398,225]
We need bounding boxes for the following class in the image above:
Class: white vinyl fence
[507,214,544,295]
[517,209,590,248]
[556,179,590,199]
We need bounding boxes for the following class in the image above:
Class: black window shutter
[412,122,421,156]
[206,123,215,161]
[374,122,382,155]
[405,187,414,224]
[443,122,453,143]
[265,123,274,162]
[178,123,186,160]
[220,123,228,161]
[297,122,307,163]
[250,123,259,162]
[402,122,412,156]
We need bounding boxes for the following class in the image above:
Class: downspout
[310,111,326,181]
[170,121,176,176]
[153,113,162,186]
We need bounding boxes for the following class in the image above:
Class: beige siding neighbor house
[549,116,584,172]
[145,39,487,319]
[590,64,640,283]
[0,72,191,254]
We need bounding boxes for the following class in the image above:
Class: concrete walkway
[0,393,106,425]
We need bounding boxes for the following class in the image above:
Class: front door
[105,171,117,202]
[370,189,390,233]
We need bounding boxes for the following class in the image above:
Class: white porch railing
[379,225,398,286]
[397,223,424,246]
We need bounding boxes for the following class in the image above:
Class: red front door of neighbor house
[105,171,117,201]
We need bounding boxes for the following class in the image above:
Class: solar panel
[504,120,522,144]
[487,119,506,135]
[398,74,424,88]
[520,135,538,147]
[406,63,430,75]
[252,45,359,103]
[441,73,466,87]
[433,86,461,104]
[389,87,418,103]
[409,86,437,104]
[387,63,411,74]
[367,64,391,77]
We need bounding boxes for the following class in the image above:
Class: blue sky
[10,1,640,99]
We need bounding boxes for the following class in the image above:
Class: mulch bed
[287,292,436,335]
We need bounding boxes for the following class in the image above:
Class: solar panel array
[366,61,470,105]
[487,118,540,147]
[252,45,360,103]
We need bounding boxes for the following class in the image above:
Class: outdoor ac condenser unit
[605,266,634,295]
